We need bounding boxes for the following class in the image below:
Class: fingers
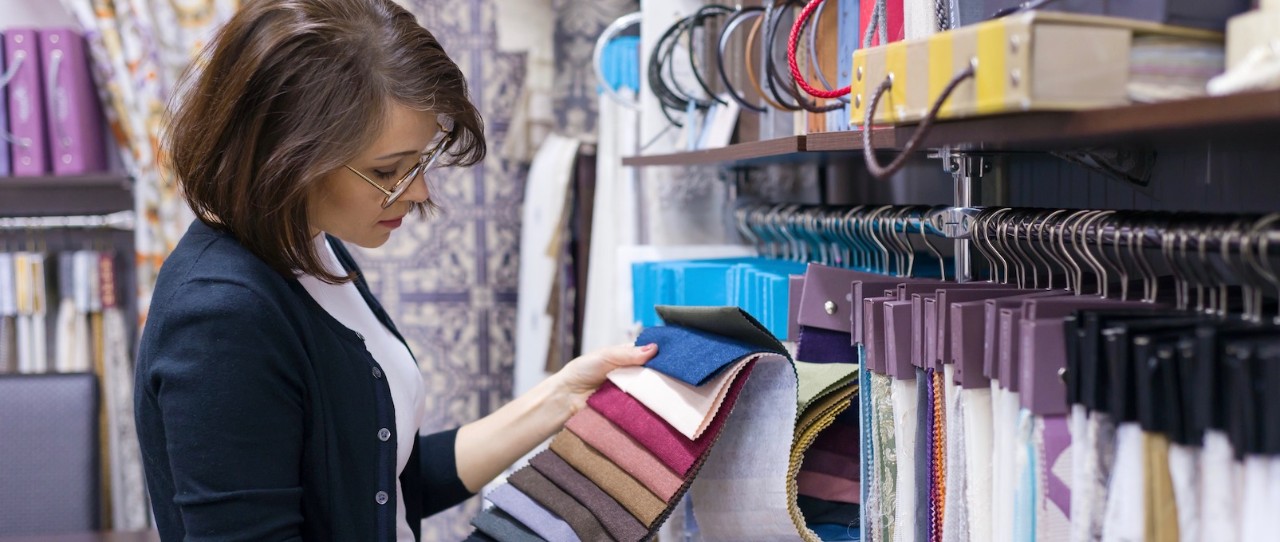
[596,341,658,368]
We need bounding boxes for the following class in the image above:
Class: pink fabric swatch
[587,362,756,477]
[797,471,860,504]
[566,407,684,501]
[606,357,753,439]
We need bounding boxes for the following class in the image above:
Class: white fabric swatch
[1070,405,1093,542]
[964,388,994,542]
[1200,431,1241,542]
[1241,456,1271,542]
[942,365,969,542]
[606,357,753,439]
[689,353,799,541]
[1035,416,1072,542]
[0,253,14,316]
[1167,443,1201,542]
[1013,410,1035,542]
[579,91,640,353]
[991,386,1020,542]
[513,135,580,397]
[892,377,919,542]
[1102,423,1145,542]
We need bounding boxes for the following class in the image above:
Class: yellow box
[850,12,1221,126]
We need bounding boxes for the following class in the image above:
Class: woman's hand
[454,342,657,492]
[551,342,658,415]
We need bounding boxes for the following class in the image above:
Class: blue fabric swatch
[636,325,762,386]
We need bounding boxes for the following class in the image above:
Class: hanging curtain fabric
[61,0,240,328]
[59,0,240,530]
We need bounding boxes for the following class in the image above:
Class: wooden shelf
[0,174,133,216]
[622,136,807,167]
[805,129,898,152]
[620,90,1280,165]
[620,129,901,167]
[906,89,1280,151]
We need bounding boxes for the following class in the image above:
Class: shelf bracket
[930,148,992,282]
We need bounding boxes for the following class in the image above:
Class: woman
[134,1,656,540]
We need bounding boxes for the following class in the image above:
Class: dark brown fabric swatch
[550,431,666,526]
[510,467,613,542]
[531,450,648,542]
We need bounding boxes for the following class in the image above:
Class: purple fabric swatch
[797,326,859,364]
[487,484,580,542]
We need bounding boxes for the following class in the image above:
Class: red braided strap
[787,0,851,99]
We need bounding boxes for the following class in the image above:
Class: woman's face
[308,101,439,248]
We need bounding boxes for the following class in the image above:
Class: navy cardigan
[135,219,473,541]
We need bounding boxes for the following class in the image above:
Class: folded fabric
[550,431,666,527]
[796,360,859,413]
[530,450,648,542]
[510,467,611,542]
[796,326,859,364]
[796,494,861,527]
[607,356,753,439]
[565,406,683,500]
[790,386,857,542]
[636,324,759,385]
[587,363,755,476]
[471,507,545,542]
[487,484,580,542]
[800,448,858,481]
[798,471,860,504]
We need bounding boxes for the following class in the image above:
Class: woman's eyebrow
[372,149,418,161]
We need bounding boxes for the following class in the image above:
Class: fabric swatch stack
[790,361,860,542]
[467,306,792,542]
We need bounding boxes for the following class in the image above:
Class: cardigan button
[375,491,388,505]
[371,366,383,379]
[378,428,391,442]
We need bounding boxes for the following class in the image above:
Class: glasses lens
[382,163,423,208]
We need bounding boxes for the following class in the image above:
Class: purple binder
[5,29,47,176]
[0,35,9,176]
[39,28,105,176]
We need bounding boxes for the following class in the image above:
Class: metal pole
[942,150,989,283]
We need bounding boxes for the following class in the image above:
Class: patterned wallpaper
[351,0,634,538]
[552,0,638,140]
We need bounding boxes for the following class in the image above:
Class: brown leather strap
[745,5,794,111]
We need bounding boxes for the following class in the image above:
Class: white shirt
[298,234,427,542]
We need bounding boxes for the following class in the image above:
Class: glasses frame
[345,128,457,209]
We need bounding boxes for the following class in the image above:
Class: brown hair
[165,0,485,283]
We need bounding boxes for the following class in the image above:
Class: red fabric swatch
[587,362,756,477]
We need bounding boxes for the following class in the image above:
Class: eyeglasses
[345,127,457,209]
